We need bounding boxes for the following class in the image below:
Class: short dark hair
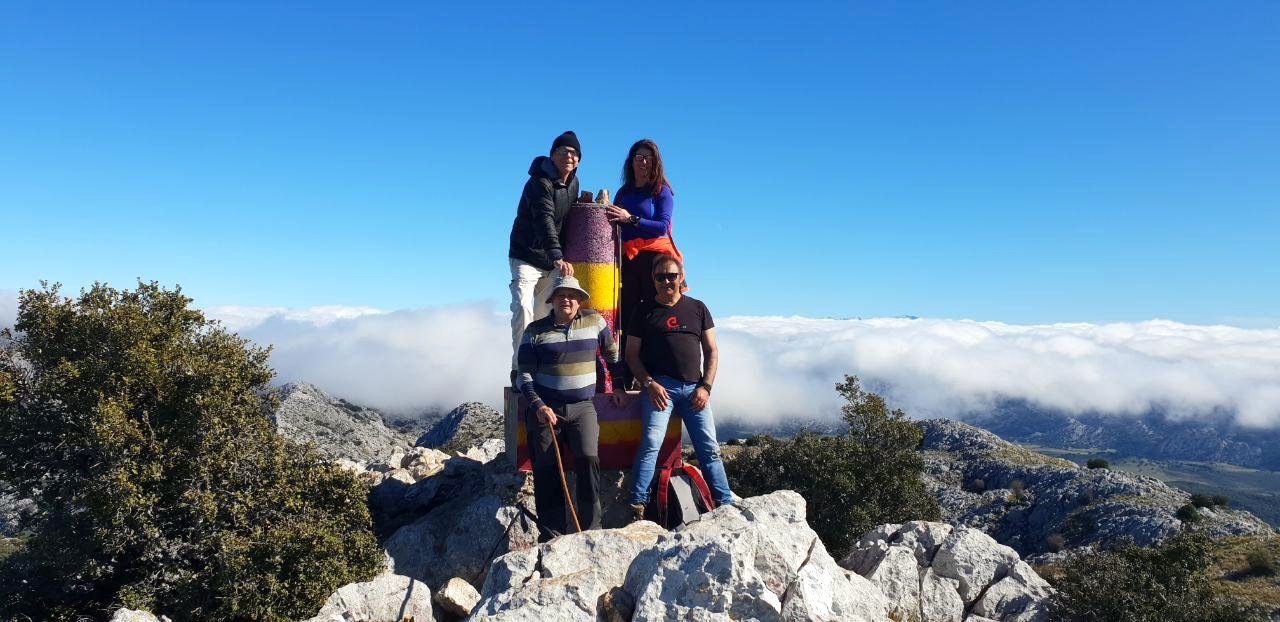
[652,254,683,277]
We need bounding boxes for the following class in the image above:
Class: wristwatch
[642,377,654,389]
[697,381,712,394]
[628,214,640,226]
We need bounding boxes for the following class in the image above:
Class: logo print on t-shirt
[666,316,679,330]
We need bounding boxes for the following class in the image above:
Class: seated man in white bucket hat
[516,275,626,538]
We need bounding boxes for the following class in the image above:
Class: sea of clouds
[4,293,1278,428]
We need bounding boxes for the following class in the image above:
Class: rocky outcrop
[919,419,1274,559]
[624,491,890,622]
[302,571,436,622]
[468,491,892,621]
[843,521,1052,622]
[267,382,414,463]
[416,402,505,454]
[471,521,669,621]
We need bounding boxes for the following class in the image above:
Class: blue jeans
[628,375,733,506]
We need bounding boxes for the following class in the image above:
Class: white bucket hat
[546,275,591,304]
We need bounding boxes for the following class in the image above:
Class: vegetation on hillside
[1045,528,1272,622]
[0,282,384,621]
[724,375,941,558]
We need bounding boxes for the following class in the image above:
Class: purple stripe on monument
[563,203,617,264]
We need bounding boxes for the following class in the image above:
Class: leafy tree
[725,375,940,558]
[1048,529,1269,622]
[0,282,384,621]
[1177,503,1203,523]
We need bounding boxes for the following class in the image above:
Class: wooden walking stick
[547,419,583,533]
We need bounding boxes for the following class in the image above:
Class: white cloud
[205,304,387,332]
[5,290,1280,428]
[714,316,1280,427]
[218,304,511,415]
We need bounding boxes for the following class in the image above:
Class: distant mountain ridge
[964,400,1280,471]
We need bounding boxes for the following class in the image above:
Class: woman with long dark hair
[604,139,683,356]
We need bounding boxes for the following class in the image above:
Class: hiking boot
[629,503,646,523]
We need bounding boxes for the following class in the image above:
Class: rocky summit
[267,382,416,463]
[416,401,505,454]
[919,418,1274,560]
[290,428,1054,621]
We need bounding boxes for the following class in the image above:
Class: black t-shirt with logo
[627,295,714,384]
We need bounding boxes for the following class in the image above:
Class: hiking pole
[547,419,583,533]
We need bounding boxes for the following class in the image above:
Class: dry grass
[1207,534,1280,611]
[993,445,1077,469]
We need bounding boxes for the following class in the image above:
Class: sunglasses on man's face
[653,272,681,283]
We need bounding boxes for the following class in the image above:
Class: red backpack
[645,455,717,528]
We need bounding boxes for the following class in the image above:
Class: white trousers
[509,258,559,369]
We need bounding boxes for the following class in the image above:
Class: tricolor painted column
[561,201,621,392]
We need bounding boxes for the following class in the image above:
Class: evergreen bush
[724,375,940,558]
[0,282,384,621]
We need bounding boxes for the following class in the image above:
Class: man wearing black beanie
[508,131,583,380]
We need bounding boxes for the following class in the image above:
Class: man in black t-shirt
[624,255,734,517]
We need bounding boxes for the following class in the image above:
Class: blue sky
[2,2,1277,325]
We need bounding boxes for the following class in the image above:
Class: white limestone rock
[434,577,481,617]
[971,561,1053,621]
[470,520,669,621]
[863,544,920,621]
[624,491,889,622]
[302,572,435,622]
[919,568,964,622]
[931,526,1021,604]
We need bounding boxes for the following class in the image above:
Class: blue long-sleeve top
[615,185,674,242]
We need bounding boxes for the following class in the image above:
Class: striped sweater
[517,309,622,407]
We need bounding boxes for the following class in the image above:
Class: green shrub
[1212,494,1229,508]
[1046,533,1067,553]
[1190,494,1214,508]
[1048,529,1270,622]
[1086,458,1109,469]
[1177,503,1202,523]
[724,375,940,558]
[0,282,384,621]
[1245,549,1277,577]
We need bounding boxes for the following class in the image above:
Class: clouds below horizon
[3,291,1278,428]
[220,304,1280,429]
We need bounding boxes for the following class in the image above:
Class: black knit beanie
[550,131,581,158]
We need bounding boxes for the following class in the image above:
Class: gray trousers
[525,399,601,538]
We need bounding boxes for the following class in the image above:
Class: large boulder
[470,521,668,621]
[302,572,436,622]
[623,491,890,622]
[267,382,413,463]
[416,402,504,453]
[841,522,1051,622]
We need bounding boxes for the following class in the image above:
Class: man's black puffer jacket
[508,156,580,271]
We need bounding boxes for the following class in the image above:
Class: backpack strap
[680,463,716,510]
[655,465,674,525]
